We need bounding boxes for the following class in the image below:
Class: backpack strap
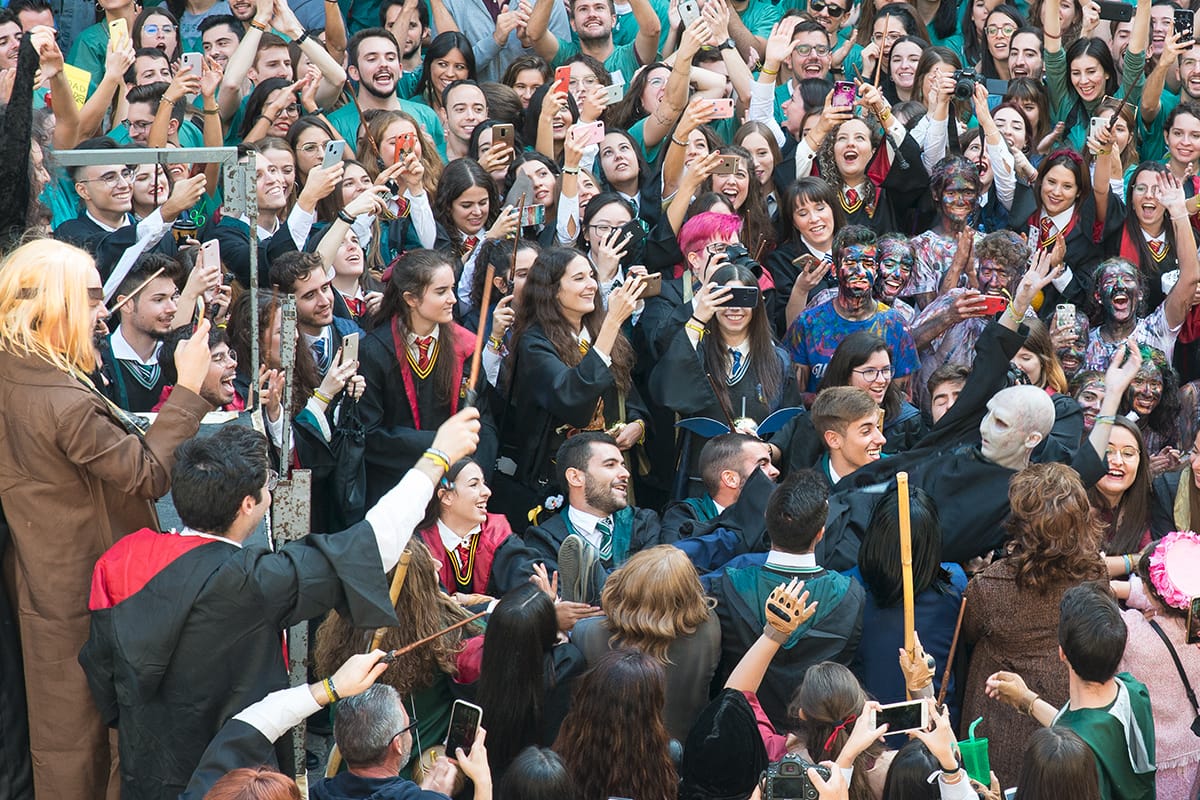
[1147,617,1199,715]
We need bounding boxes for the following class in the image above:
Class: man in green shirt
[988,583,1156,800]
[525,0,660,84]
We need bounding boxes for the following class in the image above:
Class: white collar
[302,327,332,349]
[436,518,480,552]
[1141,228,1165,244]
[765,551,818,569]
[827,458,842,484]
[574,327,592,348]
[179,526,243,548]
[234,213,278,238]
[726,338,750,356]
[801,239,832,262]
[109,326,160,365]
[407,327,441,346]
[1044,207,1074,234]
[86,209,130,232]
[567,505,608,548]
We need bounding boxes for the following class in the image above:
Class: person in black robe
[78,411,481,800]
[816,265,1147,571]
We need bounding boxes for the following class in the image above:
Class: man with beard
[524,432,671,604]
[784,225,920,394]
[1084,242,1198,371]
[423,0,572,84]
[809,233,917,322]
[325,28,445,156]
[770,20,838,119]
[525,0,661,84]
[155,327,246,411]
[270,251,361,379]
[440,80,488,162]
[1009,27,1044,79]
[380,0,428,74]
[106,256,185,412]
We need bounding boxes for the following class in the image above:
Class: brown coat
[0,349,209,800]
[960,555,1107,787]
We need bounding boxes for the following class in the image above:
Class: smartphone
[322,140,346,169]
[1003,790,1017,800]
[1055,302,1076,330]
[980,295,1009,315]
[553,65,571,95]
[714,155,740,175]
[985,78,1009,96]
[679,0,702,27]
[445,699,483,755]
[1187,596,1200,644]
[869,699,930,734]
[393,132,415,163]
[709,98,736,119]
[1090,116,1109,140]
[493,123,514,149]
[519,204,546,226]
[340,331,359,365]
[108,17,128,50]
[1176,7,1195,40]
[603,83,625,104]
[181,51,202,76]
[201,239,221,272]
[190,296,205,334]
[574,121,605,146]
[832,80,856,108]
[638,272,662,298]
[719,285,760,307]
[1097,0,1133,21]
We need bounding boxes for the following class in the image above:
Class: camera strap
[946,110,961,157]
[1147,618,1200,736]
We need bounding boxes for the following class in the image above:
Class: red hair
[203,767,300,800]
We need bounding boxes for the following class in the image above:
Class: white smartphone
[1055,302,1075,330]
[200,239,221,272]
[1089,116,1108,139]
[603,83,624,104]
[679,0,701,26]
[181,52,202,76]
[444,699,482,754]
[322,140,347,169]
[869,699,930,734]
[339,331,359,365]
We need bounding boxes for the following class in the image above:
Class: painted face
[405,264,457,327]
[930,378,964,424]
[978,256,1018,297]
[1098,425,1140,497]
[1040,164,1079,216]
[1075,378,1105,431]
[889,41,922,91]
[834,119,873,177]
[939,170,980,224]
[1129,361,1163,416]
[849,349,892,404]
[793,197,835,248]
[1056,312,1090,378]
[1096,262,1140,324]
[836,243,876,300]
[1069,54,1107,103]
[442,462,491,526]
[875,239,914,302]
[1009,32,1043,79]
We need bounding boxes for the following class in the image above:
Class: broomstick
[897,472,916,698]
[326,551,414,777]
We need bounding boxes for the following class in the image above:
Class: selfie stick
[326,550,415,778]
[897,472,916,685]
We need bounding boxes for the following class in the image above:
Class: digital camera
[761,754,831,800]
[952,69,982,102]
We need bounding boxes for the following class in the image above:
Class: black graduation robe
[520,506,669,579]
[78,522,398,800]
[54,214,180,282]
[211,215,300,289]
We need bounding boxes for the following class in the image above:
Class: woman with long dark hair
[238,77,304,142]
[525,82,580,165]
[499,248,648,514]
[846,4,931,84]
[132,5,181,62]
[411,31,476,111]
[472,583,586,780]
[357,249,497,506]
[1008,317,1085,458]
[576,192,643,306]
[1112,161,1187,312]
[507,150,565,248]
[1087,416,1163,564]
[553,650,677,800]
[767,177,844,332]
[1013,728,1102,800]
[818,331,926,453]
[700,144,775,263]
[979,5,1026,80]
[598,128,663,230]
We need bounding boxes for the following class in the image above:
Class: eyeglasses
[211,349,238,365]
[792,43,832,56]
[124,118,154,133]
[274,103,301,119]
[142,23,176,35]
[871,30,903,44]
[852,366,893,382]
[985,24,1017,36]
[298,141,329,154]
[80,168,135,188]
[1104,447,1140,462]
[705,242,731,255]
[809,0,847,16]
[392,717,420,740]
[266,469,280,491]
[588,223,627,237]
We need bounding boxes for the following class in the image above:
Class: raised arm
[323,0,348,64]
[1086,338,1142,458]
[525,0,561,62]
[149,68,200,148]
[1159,172,1200,329]
[219,0,273,122]
[644,19,708,149]
[725,578,817,692]
[273,0,347,106]
[31,28,80,150]
[78,40,135,138]
[1143,32,1187,124]
[631,0,663,65]
[1087,121,1115,225]
[704,2,753,112]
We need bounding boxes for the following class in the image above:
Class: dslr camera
[761,754,831,800]
[720,243,763,277]
[952,69,983,102]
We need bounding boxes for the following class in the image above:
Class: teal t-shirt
[398,69,422,100]
[67,23,111,89]
[737,0,785,38]
[552,39,647,85]
[108,118,206,147]
[612,9,637,46]
[326,98,446,159]
[1138,89,1177,163]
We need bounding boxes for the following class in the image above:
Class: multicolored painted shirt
[1085,305,1180,371]
[907,229,982,299]
[785,300,920,392]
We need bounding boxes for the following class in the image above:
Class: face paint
[977,257,1017,297]
[1055,311,1090,379]
[875,239,914,303]
[1075,379,1105,431]
[1129,361,1164,416]
[939,170,981,227]
[836,243,876,311]
[1097,263,1140,324]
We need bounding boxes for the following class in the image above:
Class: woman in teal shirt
[67,0,138,88]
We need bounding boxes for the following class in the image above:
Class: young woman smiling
[886,36,924,103]
[766,177,844,333]
[979,5,1025,81]
[818,331,926,453]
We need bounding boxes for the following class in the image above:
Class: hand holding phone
[322,140,347,169]
[832,80,856,108]
[553,65,571,95]
[445,699,483,755]
[339,332,359,367]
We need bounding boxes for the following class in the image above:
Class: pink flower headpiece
[1148,530,1200,610]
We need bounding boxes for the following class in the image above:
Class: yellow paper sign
[63,63,90,108]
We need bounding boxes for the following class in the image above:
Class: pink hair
[678,212,743,260]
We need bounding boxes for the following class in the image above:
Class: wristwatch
[718,37,736,50]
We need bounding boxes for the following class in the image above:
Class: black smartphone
[445,699,482,755]
[719,285,760,308]
[1177,7,1195,40]
[1098,0,1133,21]
[1188,596,1200,645]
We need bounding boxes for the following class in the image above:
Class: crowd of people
[1,0,1200,795]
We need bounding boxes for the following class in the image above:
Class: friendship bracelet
[760,65,779,76]
[562,166,580,174]
[685,322,707,339]
[313,389,333,404]
[202,106,220,115]
[1122,553,1134,574]
[322,677,339,703]
[249,18,269,31]
[1094,414,1117,425]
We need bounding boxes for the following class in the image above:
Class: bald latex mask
[979,385,1056,469]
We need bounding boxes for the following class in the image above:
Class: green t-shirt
[552,39,647,85]
[67,23,111,89]
[108,118,206,148]
[1054,673,1156,800]
[326,98,446,160]
[1138,89,1178,163]
[398,69,422,100]
[736,0,785,39]
[612,9,637,46]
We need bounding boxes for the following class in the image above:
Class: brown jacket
[0,349,210,800]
